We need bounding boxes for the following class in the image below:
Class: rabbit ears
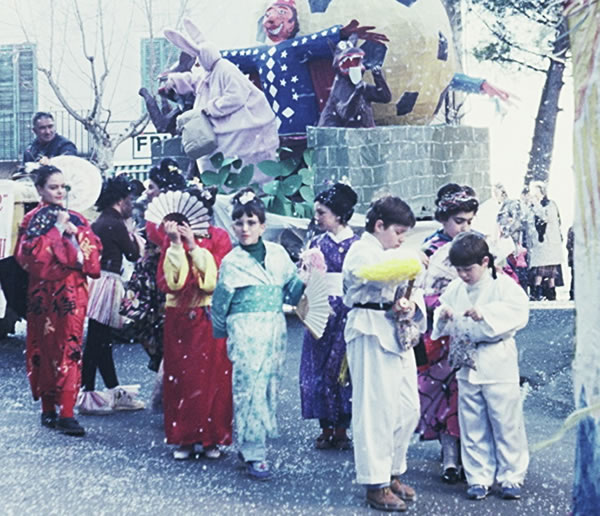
[164,18,205,57]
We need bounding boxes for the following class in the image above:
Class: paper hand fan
[145,190,210,237]
[294,270,331,340]
[24,204,84,239]
[48,155,103,213]
[298,247,327,282]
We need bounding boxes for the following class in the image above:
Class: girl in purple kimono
[417,183,479,483]
[299,183,359,450]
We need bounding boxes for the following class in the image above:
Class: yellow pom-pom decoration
[357,258,422,283]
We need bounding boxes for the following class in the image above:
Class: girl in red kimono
[156,187,233,460]
[15,165,102,436]
[417,184,479,483]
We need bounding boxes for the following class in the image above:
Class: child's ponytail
[487,252,497,279]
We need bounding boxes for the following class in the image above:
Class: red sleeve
[16,226,78,281]
[146,222,165,247]
[206,227,232,268]
[76,223,103,279]
[16,211,102,281]
[156,244,172,294]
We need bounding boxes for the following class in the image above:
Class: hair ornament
[201,189,213,201]
[437,189,477,213]
[238,191,256,205]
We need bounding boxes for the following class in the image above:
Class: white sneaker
[204,447,222,459]
[111,387,145,411]
[173,446,193,460]
[76,391,114,415]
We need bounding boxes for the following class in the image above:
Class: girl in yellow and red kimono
[15,164,102,436]
[156,187,234,460]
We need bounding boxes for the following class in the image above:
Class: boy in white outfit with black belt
[343,195,426,512]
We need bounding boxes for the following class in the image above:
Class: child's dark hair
[95,175,135,211]
[231,188,266,223]
[434,183,479,222]
[365,195,415,233]
[365,195,416,233]
[34,165,62,188]
[187,186,218,217]
[448,232,496,279]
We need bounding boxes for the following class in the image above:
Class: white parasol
[48,155,103,212]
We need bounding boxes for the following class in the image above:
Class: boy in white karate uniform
[432,232,529,501]
[343,196,426,512]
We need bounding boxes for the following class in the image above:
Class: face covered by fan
[144,190,211,238]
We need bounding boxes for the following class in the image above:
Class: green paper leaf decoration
[303,149,313,168]
[263,180,280,195]
[209,152,224,169]
[226,164,254,189]
[293,202,305,218]
[257,160,283,177]
[298,167,314,185]
[281,174,302,196]
[200,171,222,186]
[300,185,314,202]
[281,200,293,216]
[270,196,286,215]
[279,157,300,177]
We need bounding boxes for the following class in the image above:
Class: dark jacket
[92,208,140,274]
[23,134,77,163]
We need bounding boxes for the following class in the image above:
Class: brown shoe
[390,478,417,501]
[366,487,407,512]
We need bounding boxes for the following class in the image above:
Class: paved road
[0,307,576,515]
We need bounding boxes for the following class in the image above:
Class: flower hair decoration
[238,191,256,205]
[201,189,213,201]
[437,189,477,213]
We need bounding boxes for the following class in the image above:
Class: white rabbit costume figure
[165,20,280,181]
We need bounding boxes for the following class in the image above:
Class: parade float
[147,0,494,219]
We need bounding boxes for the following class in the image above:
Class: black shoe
[56,417,85,436]
[530,285,544,301]
[442,467,460,484]
[41,411,57,429]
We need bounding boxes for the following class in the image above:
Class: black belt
[475,338,504,347]
[353,302,393,311]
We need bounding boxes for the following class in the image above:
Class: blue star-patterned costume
[222,26,343,135]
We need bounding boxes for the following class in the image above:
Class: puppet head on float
[262,0,300,44]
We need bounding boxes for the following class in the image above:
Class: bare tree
[16,0,189,173]
[469,0,568,185]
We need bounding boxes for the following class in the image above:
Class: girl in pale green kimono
[212,189,304,480]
